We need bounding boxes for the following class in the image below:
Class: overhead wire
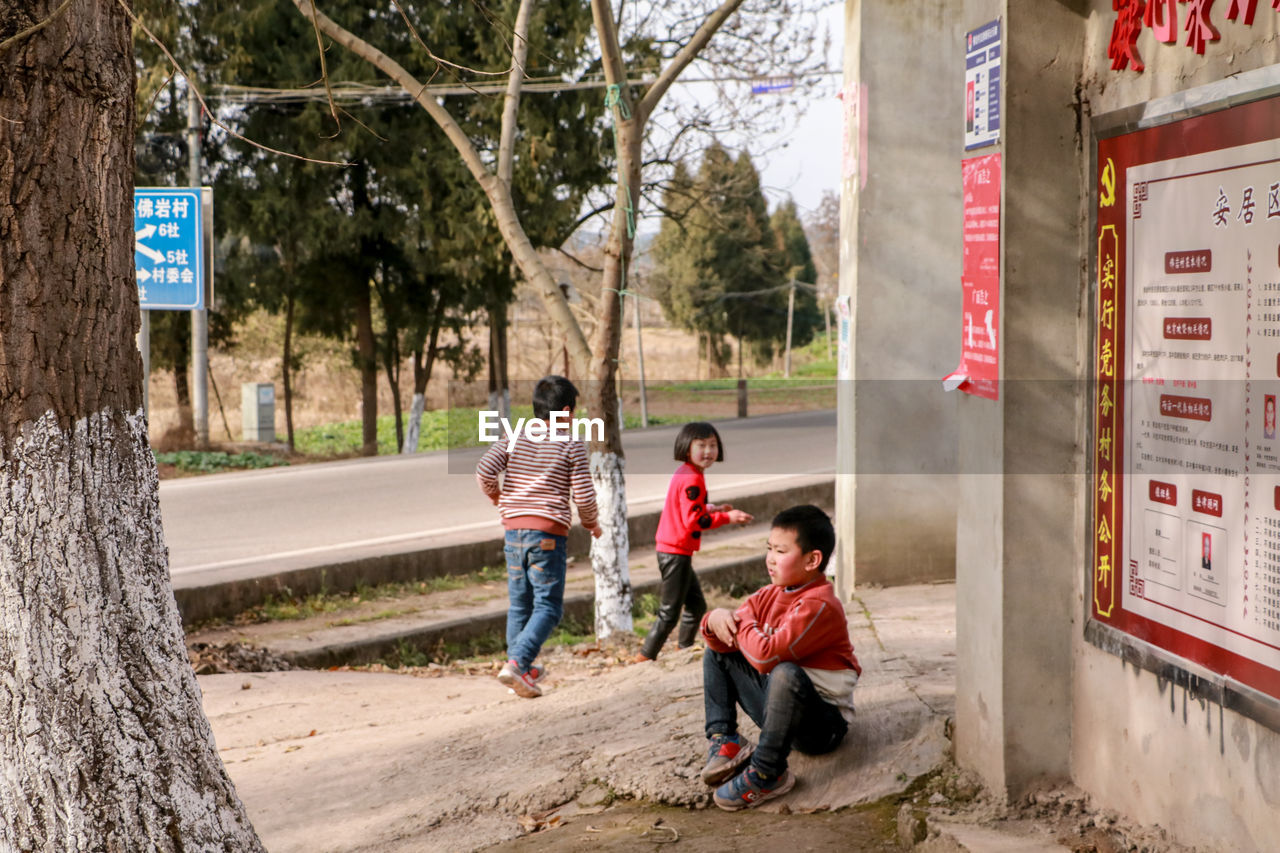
[207,69,840,105]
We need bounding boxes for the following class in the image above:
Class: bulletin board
[1091,83,1280,704]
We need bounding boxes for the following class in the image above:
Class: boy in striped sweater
[476,375,601,698]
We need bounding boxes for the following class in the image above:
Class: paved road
[159,409,835,588]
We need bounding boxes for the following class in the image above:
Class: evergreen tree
[654,144,808,372]
[770,198,822,355]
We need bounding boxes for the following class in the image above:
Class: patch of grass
[154,450,287,474]
[543,614,595,648]
[632,593,660,619]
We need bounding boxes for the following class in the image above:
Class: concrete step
[187,520,794,669]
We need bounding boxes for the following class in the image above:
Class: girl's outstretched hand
[726,509,753,525]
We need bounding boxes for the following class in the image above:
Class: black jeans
[641,552,707,659]
[703,649,848,777]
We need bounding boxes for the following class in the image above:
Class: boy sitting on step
[697,505,860,810]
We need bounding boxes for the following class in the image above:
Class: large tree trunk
[585,3,645,636]
[0,3,263,848]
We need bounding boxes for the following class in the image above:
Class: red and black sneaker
[713,766,795,811]
[497,659,542,698]
[700,733,754,785]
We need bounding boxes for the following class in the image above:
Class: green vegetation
[153,450,287,474]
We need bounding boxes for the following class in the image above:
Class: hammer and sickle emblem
[1100,158,1116,208]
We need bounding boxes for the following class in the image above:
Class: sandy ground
[200,584,953,852]
[197,580,1203,853]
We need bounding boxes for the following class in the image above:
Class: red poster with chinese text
[946,153,1001,399]
[1094,93,1280,702]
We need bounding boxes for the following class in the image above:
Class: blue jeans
[703,649,848,777]
[504,529,568,671]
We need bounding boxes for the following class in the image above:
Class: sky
[663,4,844,221]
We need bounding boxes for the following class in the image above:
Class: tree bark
[0,2,263,848]
[356,280,378,456]
[283,291,296,451]
[487,302,510,420]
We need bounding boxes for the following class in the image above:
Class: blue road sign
[134,188,204,310]
[750,76,795,95]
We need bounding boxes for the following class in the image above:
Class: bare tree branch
[497,0,534,189]
[119,0,350,167]
[306,0,342,132]
[555,246,605,274]
[636,0,746,123]
[0,0,72,57]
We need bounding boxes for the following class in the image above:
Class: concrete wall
[836,0,962,594]
[953,0,1085,796]
[842,0,1280,842]
[1069,9,1280,851]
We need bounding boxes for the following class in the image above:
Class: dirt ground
[483,801,900,852]
[202,636,1197,853]
[195,579,1198,853]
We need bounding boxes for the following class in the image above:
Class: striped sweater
[475,428,598,536]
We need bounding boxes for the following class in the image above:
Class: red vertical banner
[1094,218,1120,620]
[946,153,1002,399]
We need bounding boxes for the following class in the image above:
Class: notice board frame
[1088,64,1280,730]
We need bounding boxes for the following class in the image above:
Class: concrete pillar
[835,0,961,601]
[953,0,1085,796]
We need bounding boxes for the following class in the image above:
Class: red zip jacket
[700,575,861,677]
[655,463,730,555]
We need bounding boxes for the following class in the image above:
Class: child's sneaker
[497,659,542,698]
[713,766,795,811]
[700,733,754,785]
[526,664,547,683]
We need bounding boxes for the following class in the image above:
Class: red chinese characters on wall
[1111,0,1279,71]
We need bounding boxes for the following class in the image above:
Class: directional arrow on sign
[138,268,152,283]
[135,223,165,264]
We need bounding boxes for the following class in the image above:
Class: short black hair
[771,505,836,572]
[532,375,578,420]
[673,421,724,463]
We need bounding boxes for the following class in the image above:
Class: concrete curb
[280,552,767,669]
[174,479,833,627]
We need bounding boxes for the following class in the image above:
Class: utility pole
[784,278,796,378]
[189,94,209,448]
[825,293,833,360]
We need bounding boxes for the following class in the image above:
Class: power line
[209,69,841,105]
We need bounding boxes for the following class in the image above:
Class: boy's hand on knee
[707,608,739,647]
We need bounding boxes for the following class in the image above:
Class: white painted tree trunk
[0,410,262,850]
[402,392,426,454]
[589,451,633,637]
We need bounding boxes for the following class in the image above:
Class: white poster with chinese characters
[1123,137,1280,676]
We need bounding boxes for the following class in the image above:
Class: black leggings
[641,552,707,659]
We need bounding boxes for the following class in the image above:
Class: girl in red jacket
[635,422,753,661]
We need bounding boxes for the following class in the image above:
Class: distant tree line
[650,141,822,377]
